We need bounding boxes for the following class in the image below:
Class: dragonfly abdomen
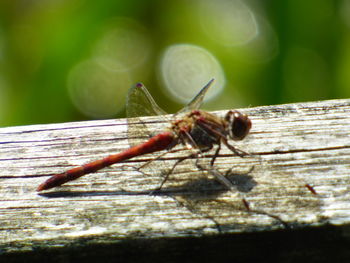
[37,131,175,191]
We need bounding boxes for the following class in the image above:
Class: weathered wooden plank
[0,99,350,257]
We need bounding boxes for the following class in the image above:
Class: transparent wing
[172,164,321,229]
[177,78,215,114]
[126,82,169,149]
[126,82,168,118]
[127,79,215,117]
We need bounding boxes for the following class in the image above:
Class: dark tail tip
[37,182,49,192]
[36,173,67,192]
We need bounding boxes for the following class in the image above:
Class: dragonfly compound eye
[225,110,252,141]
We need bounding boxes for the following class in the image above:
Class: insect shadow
[162,165,290,231]
[37,170,256,199]
[37,166,289,230]
[156,169,257,198]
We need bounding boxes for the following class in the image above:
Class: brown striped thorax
[169,109,251,150]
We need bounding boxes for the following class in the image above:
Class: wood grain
[1,99,350,256]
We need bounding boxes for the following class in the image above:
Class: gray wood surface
[1,98,350,257]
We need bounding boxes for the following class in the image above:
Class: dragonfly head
[225,110,252,141]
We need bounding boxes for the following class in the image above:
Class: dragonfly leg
[136,143,186,171]
[244,205,290,229]
[210,143,221,166]
[194,118,249,158]
[138,150,170,170]
[153,128,210,191]
[154,144,214,193]
[222,138,249,157]
[155,150,203,192]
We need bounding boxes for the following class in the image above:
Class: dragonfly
[37,79,252,191]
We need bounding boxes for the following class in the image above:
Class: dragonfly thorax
[169,110,222,149]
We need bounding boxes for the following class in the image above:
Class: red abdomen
[37,131,175,191]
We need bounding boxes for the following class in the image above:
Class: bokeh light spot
[68,58,131,118]
[160,44,225,103]
[196,0,258,46]
[93,17,152,73]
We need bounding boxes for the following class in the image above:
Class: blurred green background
[0,0,349,127]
